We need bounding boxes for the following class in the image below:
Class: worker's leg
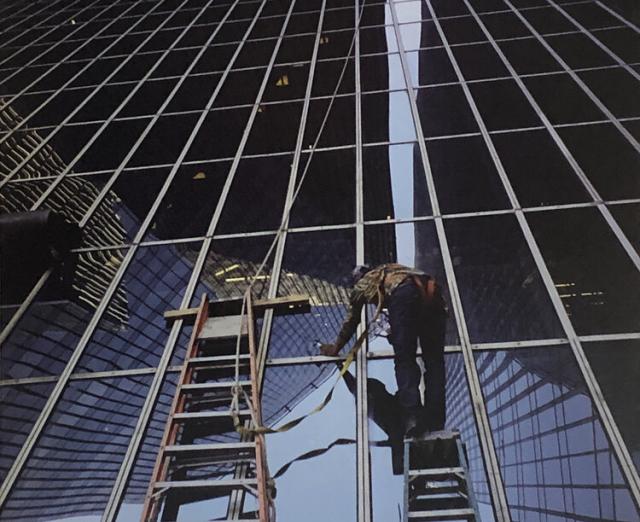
[419,301,447,431]
[387,282,422,412]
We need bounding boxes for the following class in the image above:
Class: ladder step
[409,467,465,480]
[188,354,250,364]
[155,478,257,490]
[173,410,252,421]
[180,381,252,392]
[408,508,476,521]
[164,442,255,455]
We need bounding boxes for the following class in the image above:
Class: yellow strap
[233,278,386,436]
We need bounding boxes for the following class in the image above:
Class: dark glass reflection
[558,123,640,200]
[427,136,510,214]
[608,203,640,255]
[76,242,201,373]
[363,143,432,221]
[476,347,640,521]
[0,382,54,482]
[492,129,590,207]
[1,376,151,522]
[583,340,640,473]
[446,215,564,343]
[527,207,640,335]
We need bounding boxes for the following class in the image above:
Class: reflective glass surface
[476,347,640,521]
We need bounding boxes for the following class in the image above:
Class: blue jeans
[387,279,446,430]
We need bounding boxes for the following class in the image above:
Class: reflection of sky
[266,366,356,521]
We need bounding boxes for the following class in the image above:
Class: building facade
[0,0,639,521]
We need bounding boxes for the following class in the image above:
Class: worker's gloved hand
[319,343,340,357]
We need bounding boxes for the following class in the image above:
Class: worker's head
[351,264,371,285]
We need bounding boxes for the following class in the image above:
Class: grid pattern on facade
[0,0,639,521]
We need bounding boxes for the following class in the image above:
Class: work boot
[404,408,427,438]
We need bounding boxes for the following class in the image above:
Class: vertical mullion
[543,0,640,81]
[0,0,208,346]
[101,2,303,519]
[0,1,171,189]
[0,0,125,100]
[460,0,640,274]
[432,0,640,512]
[501,0,640,156]
[388,2,513,521]
[594,1,640,33]
[254,1,328,392]
[0,0,74,55]
[354,1,372,521]
[0,0,240,510]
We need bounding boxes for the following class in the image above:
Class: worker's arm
[319,293,364,356]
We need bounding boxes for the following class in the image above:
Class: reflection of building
[1,1,640,522]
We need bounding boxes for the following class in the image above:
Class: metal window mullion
[253,1,329,393]
[0,0,74,59]
[0,0,241,510]
[0,2,172,189]
[442,0,640,511]
[389,2,513,521]
[354,1,371,521]
[100,2,302,519]
[502,0,640,158]
[31,0,246,214]
[544,0,640,82]
[460,0,640,275]
[594,1,640,34]
[0,0,205,350]
[0,0,114,91]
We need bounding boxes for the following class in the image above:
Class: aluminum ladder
[404,430,480,522]
[141,293,270,522]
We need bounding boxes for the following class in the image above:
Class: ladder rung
[155,478,257,490]
[409,467,465,479]
[164,442,255,454]
[408,508,476,520]
[188,354,250,364]
[413,486,463,497]
[180,381,251,392]
[173,410,252,421]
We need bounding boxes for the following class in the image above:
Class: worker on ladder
[320,263,447,437]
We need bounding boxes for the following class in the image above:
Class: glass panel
[263,363,356,520]
[416,84,479,138]
[216,154,293,234]
[244,101,303,155]
[360,53,405,92]
[476,347,640,521]
[583,340,640,473]
[577,67,640,119]
[0,248,128,379]
[0,382,55,482]
[304,95,356,147]
[523,73,603,125]
[143,161,231,241]
[1,376,151,521]
[521,6,577,34]
[114,373,174,521]
[438,16,487,45]
[75,168,171,246]
[557,123,640,201]
[498,37,564,75]
[76,242,201,373]
[479,12,531,39]
[562,2,624,30]
[273,228,355,358]
[427,135,510,214]
[492,129,591,207]
[593,27,640,64]
[313,57,356,96]
[608,203,639,255]
[452,42,509,81]
[364,221,459,348]
[363,143,432,221]
[407,48,457,87]
[445,214,564,343]
[546,33,616,69]
[470,79,542,131]
[527,207,640,335]
[186,107,252,161]
[289,148,356,228]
